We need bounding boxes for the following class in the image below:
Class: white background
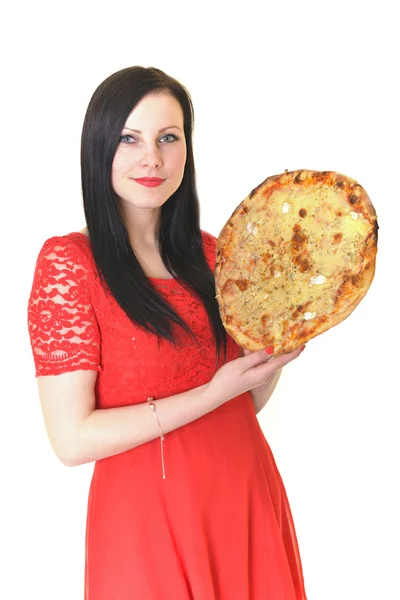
[2,1,399,599]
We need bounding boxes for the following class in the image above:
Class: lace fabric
[27,237,102,376]
[27,230,238,400]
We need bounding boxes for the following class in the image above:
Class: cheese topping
[226,182,372,343]
[309,275,327,286]
[303,312,317,320]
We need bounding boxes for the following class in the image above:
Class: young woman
[27,66,307,599]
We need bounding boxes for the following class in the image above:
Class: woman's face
[111,92,187,213]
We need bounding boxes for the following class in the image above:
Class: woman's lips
[134,178,164,188]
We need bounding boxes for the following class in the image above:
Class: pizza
[214,169,378,356]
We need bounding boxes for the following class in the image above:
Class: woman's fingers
[242,345,305,372]
[271,345,305,368]
[247,346,305,387]
[240,348,275,370]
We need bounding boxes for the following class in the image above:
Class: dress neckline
[69,232,178,284]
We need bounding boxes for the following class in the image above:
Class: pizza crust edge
[215,169,378,355]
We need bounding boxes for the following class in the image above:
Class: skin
[111,91,187,254]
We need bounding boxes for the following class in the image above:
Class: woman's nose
[138,145,162,168]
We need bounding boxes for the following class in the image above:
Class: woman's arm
[237,346,282,414]
[76,383,217,467]
[37,349,299,467]
[37,370,216,467]
[248,369,282,414]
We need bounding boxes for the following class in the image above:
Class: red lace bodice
[27,230,239,407]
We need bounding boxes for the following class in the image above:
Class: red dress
[27,230,307,600]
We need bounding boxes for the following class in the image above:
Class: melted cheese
[234,184,371,341]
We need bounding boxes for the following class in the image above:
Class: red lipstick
[134,177,164,187]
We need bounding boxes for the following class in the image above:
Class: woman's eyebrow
[123,126,182,133]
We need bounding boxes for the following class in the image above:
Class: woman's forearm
[70,382,218,467]
[250,368,282,415]
[69,357,282,466]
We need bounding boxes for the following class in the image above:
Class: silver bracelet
[147,397,166,480]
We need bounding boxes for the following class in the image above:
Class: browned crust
[215,169,378,355]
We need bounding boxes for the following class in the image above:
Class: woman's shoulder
[36,228,217,271]
[200,229,218,250]
[200,229,218,272]
[36,227,85,247]
[33,229,95,282]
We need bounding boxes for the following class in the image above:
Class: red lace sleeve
[27,237,101,377]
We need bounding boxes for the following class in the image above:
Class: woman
[27,66,307,599]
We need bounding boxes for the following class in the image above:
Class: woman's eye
[119,133,179,144]
[159,134,178,143]
[120,134,136,144]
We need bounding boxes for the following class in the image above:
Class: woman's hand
[206,345,305,408]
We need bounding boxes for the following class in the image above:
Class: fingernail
[264,347,274,355]
[301,345,306,352]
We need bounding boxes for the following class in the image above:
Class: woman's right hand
[206,346,305,407]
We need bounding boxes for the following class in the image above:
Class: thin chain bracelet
[147,397,166,480]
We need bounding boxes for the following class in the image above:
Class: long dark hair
[80,66,228,367]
